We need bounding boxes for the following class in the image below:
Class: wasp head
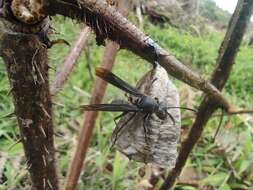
[155,103,168,120]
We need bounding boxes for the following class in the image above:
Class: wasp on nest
[81,65,197,168]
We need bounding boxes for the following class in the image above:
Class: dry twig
[51,26,91,95]
[65,1,129,189]
[43,0,232,111]
[160,1,253,189]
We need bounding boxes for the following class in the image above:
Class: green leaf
[202,172,228,186]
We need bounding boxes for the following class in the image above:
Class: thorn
[25,162,32,170]
[24,157,31,169]
[41,42,49,49]
[53,131,64,138]
[8,138,22,150]
[31,48,40,84]
[23,135,27,141]
[77,0,82,9]
[7,87,13,96]
[13,57,17,65]
[38,103,51,119]
[31,66,38,85]
[43,178,46,189]
[49,25,59,34]
[20,118,33,128]
[39,125,47,138]
[47,179,53,190]
[96,18,103,36]
[106,0,116,6]
[31,48,39,66]
[1,112,15,119]
[20,132,27,142]
[44,145,50,155]
[34,62,45,84]
[52,101,65,107]
[42,155,47,167]
[103,19,109,37]
[47,64,56,72]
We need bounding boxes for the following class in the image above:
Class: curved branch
[160,1,253,189]
[43,0,231,111]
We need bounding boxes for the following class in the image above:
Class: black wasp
[81,67,196,143]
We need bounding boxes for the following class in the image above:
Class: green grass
[0,16,253,189]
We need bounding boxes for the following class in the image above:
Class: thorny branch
[3,0,252,189]
[65,1,129,189]
[43,0,232,111]
[160,1,253,189]
[51,26,91,95]
[0,18,59,189]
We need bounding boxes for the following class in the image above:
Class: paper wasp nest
[112,66,181,168]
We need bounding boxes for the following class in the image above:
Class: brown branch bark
[43,0,232,111]
[51,26,91,95]
[160,1,253,189]
[0,18,59,189]
[65,1,129,189]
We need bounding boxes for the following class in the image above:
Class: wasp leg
[143,113,151,144]
[213,108,224,140]
[166,111,176,125]
[111,112,137,149]
[151,78,158,85]
[113,112,126,126]
[110,112,127,150]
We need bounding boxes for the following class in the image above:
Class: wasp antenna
[166,111,176,125]
[213,108,224,140]
[167,106,197,113]
[180,107,197,113]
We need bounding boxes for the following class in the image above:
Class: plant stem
[0,18,59,189]
[51,26,91,95]
[160,1,253,189]
[65,1,129,189]
[43,0,232,111]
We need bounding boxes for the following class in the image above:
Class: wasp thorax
[137,96,158,113]
[156,103,168,120]
[112,66,181,168]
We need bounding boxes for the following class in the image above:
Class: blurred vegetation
[199,0,231,27]
[1,3,253,190]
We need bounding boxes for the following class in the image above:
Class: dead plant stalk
[160,0,253,189]
[65,1,130,189]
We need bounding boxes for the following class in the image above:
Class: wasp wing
[81,104,139,112]
[96,67,143,97]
